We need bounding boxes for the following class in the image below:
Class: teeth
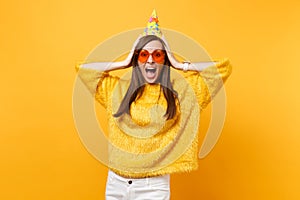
[146,68,156,73]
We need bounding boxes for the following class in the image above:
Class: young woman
[76,34,231,199]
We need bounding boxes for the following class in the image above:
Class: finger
[131,35,142,51]
[161,35,170,47]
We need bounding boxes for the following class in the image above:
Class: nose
[147,54,154,63]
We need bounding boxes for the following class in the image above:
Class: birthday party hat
[142,9,162,37]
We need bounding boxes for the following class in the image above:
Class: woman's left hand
[161,36,182,70]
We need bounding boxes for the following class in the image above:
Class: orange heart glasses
[138,49,166,64]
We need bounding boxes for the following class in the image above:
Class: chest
[129,90,168,126]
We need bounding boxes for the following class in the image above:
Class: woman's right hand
[123,35,142,67]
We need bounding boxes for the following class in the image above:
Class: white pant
[105,170,170,200]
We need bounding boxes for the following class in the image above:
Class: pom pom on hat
[142,9,162,37]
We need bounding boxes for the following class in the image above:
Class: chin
[145,78,158,84]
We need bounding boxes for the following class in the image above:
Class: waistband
[108,170,170,183]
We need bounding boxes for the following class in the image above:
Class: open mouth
[144,67,158,81]
[145,68,157,73]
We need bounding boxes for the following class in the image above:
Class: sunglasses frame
[137,49,166,64]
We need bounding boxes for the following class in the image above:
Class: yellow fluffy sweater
[76,59,232,178]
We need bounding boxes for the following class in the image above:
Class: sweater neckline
[143,83,161,93]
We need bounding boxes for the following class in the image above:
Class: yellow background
[1,0,300,199]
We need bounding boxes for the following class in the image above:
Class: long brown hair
[113,35,178,120]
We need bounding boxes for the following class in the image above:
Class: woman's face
[137,40,165,84]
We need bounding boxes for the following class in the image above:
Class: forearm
[183,61,216,72]
[78,61,128,72]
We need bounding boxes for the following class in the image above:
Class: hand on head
[123,34,142,67]
[161,35,179,69]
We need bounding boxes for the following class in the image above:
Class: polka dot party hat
[142,9,162,37]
